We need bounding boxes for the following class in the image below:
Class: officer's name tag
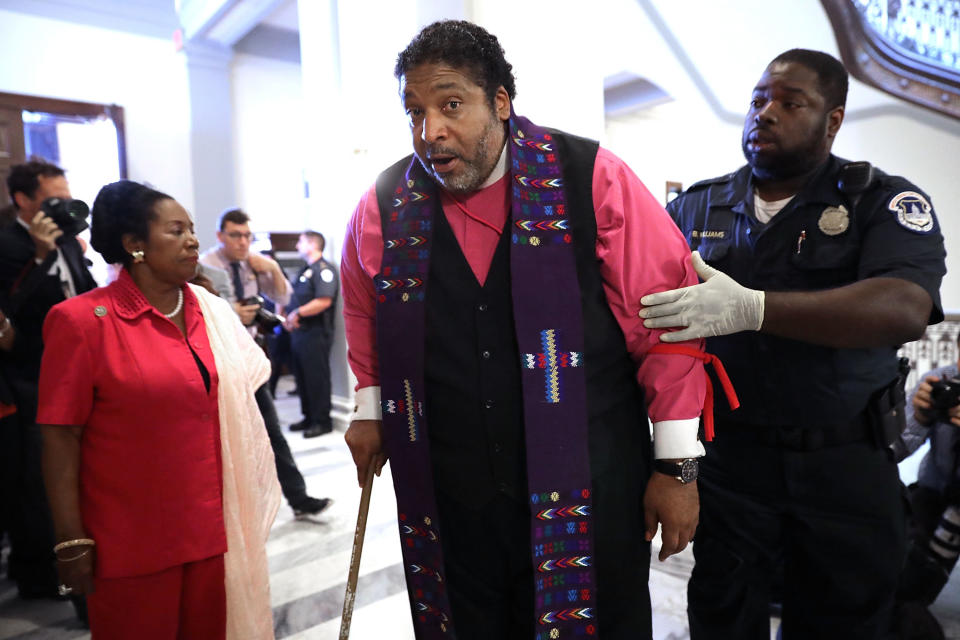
[691,229,726,239]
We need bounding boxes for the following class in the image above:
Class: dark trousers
[267,329,292,397]
[2,396,57,593]
[291,327,332,429]
[436,493,535,640]
[688,434,905,640]
[254,384,307,505]
[433,409,653,640]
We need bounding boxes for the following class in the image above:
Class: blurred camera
[241,295,285,332]
[929,376,960,422]
[41,197,89,240]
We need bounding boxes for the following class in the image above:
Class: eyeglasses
[224,232,252,240]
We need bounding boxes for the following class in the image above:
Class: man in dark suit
[0,159,96,600]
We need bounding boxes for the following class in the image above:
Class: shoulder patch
[888,191,934,233]
[320,268,335,283]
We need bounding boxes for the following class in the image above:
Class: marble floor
[2,377,959,639]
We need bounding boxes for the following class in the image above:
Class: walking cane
[339,463,376,639]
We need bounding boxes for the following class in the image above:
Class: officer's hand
[55,546,96,596]
[639,251,765,342]
[234,302,259,326]
[28,211,63,260]
[285,310,301,331]
[643,471,699,562]
[344,419,387,487]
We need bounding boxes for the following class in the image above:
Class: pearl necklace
[163,289,184,319]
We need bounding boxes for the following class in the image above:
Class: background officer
[640,49,947,638]
[285,231,338,439]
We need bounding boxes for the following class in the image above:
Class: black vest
[375,132,651,507]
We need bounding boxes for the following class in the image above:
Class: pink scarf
[191,284,281,640]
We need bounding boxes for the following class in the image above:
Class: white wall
[230,52,307,233]
[601,0,960,310]
[0,9,196,215]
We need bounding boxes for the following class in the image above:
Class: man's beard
[743,144,822,182]
[421,118,503,194]
[742,120,827,182]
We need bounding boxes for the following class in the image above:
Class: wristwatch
[654,458,699,484]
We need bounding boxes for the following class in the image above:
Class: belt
[714,413,871,451]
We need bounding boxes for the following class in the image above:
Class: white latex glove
[639,251,765,342]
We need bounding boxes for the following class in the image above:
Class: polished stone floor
[2,377,959,639]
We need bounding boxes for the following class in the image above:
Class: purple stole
[375,113,596,639]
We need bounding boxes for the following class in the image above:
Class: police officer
[286,231,338,438]
[640,49,947,639]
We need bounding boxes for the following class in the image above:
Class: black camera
[41,197,89,240]
[241,295,284,332]
[929,376,960,422]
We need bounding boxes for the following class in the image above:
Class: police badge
[888,191,934,233]
[818,205,849,236]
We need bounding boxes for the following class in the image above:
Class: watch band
[654,458,699,484]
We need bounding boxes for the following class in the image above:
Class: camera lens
[64,199,89,221]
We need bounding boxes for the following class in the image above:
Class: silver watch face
[679,458,699,484]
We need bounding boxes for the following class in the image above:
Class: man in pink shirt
[341,20,724,640]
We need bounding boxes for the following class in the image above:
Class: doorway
[0,92,127,284]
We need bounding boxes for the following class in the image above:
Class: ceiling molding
[634,0,742,126]
[234,24,300,63]
[603,72,672,116]
[0,0,178,39]
[634,0,960,135]
[180,0,287,47]
[182,38,234,70]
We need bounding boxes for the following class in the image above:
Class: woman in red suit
[37,180,280,639]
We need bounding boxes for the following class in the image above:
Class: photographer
[0,160,95,607]
[200,208,330,518]
[895,332,960,637]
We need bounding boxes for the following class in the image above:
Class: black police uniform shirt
[290,258,339,335]
[666,155,946,428]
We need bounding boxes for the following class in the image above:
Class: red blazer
[38,270,227,579]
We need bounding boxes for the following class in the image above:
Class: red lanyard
[442,192,504,236]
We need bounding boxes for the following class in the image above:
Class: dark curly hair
[395,20,517,105]
[90,180,172,267]
[770,49,848,110]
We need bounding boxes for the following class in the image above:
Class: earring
[131,250,145,263]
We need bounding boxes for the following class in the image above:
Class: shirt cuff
[353,386,382,421]
[652,418,705,459]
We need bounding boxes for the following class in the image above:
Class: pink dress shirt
[341,147,707,458]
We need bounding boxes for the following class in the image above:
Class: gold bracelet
[56,548,91,562]
[53,538,95,553]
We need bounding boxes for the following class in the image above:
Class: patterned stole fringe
[375,112,597,640]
